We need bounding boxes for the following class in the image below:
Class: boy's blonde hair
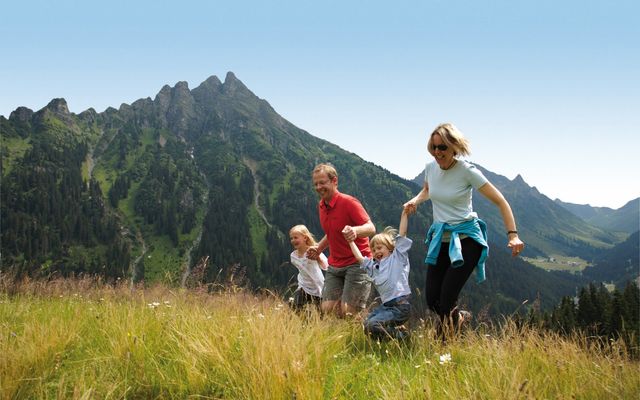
[289,224,318,247]
[369,226,398,252]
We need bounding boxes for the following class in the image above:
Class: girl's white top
[290,251,328,297]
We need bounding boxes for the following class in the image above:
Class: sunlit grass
[1,274,638,399]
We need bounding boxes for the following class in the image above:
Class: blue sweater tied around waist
[425,218,489,283]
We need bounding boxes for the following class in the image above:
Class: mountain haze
[554,198,639,234]
[2,72,619,316]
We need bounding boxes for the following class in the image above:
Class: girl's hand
[306,246,319,260]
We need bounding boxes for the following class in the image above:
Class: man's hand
[306,245,319,260]
[341,225,356,242]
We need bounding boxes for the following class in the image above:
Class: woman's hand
[507,235,525,257]
[404,183,428,215]
[403,200,417,215]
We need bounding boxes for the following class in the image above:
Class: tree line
[523,281,640,355]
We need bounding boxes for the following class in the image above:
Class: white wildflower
[439,353,452,365]
[148,301,161,309]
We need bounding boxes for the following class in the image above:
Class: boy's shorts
[321,264,371,310]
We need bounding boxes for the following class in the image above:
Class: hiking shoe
[457,310,472,330]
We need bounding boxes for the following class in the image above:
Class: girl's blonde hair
[289,224,318,247]
[427,123,471,157]
[369,226,398,252]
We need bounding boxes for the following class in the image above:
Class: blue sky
[2,0,638,209]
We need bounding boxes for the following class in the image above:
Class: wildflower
[164,300,171,305]
[257,313,265,319]
[439,353,452,365]
[148,302,161,309]
[415,365,421,369]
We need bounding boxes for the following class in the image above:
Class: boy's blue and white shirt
[360,235,412,304]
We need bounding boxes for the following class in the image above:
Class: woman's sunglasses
[432,144,448,151]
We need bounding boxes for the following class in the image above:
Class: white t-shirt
[289,251,328,297]
[424,159,488,224]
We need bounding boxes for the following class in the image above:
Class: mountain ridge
[2,72,630,316]
[554,198,639,234]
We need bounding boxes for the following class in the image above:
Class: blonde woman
[404,123,525,336]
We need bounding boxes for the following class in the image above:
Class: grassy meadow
[1,275,638,399]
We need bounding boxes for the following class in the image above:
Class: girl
[288,225,328,311]
[345,210,412,340]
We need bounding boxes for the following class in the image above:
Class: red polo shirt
[318,191,372,267]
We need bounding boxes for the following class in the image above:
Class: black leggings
[425,237,483,323]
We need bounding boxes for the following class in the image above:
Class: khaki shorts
[321,264,372,310]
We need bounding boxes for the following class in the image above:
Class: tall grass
[1,274,638,399]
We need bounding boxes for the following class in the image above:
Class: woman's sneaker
[457,310,472,330]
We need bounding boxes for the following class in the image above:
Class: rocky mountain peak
[199,75,223,89]
[513,174,527,186]
[9,106,34,123]
[222,71,252,96]
[45,98,70,115]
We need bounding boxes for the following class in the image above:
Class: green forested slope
[0,72,603,316]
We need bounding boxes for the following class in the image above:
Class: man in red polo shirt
[307,163,375,317]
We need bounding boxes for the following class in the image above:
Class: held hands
[403,200,417,215]
[341,225,356,242]
[306,246,319,260]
